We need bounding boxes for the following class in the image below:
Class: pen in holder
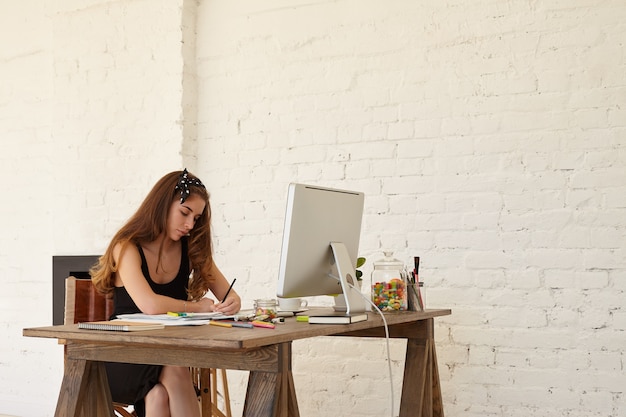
[407,282,424,312]
[407,256,424,312]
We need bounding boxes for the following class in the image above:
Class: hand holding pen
[214,278,240,314]
[222,278,236,302]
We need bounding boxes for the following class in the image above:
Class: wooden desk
[24,308,451,417]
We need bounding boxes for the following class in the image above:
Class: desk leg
[399,319,444,417]
[243,342,299,417]
[55,358,114,417]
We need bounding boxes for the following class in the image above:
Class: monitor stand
[329,242,368,315]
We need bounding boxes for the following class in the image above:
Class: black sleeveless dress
[105,238,190,417]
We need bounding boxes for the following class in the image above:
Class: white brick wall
[1,1,188,415]
[196,1,626,417]
[1,0,625,416]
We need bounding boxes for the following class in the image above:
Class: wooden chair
[64,276,137,416]
[64,276,232,417]
[64,276,116,325]
[193,368,232,417]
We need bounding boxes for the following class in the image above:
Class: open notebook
[115,312,233,326]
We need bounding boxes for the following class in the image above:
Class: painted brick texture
[1,1,624,416]
[196,2,626,417]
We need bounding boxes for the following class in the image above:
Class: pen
[221,278,236,303]
[413,256,420,283]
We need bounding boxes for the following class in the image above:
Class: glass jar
[371,251,408,311]
[253,299,278,320]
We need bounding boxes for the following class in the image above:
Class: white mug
[278,297,308,311]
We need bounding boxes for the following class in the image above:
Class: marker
[296,315,309,322]
[251,320,275,329]
[167,311,188,317]
[224,321,254,329]
[209,320,232,328]
[214,320,254,329]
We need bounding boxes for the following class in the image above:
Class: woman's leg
[159,366,201,417]
[144,383,171,417]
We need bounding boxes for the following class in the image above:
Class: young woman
[91,169,241,417]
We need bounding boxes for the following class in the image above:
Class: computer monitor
[276,183,368,314]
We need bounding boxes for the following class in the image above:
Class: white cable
[347,283,395,417]
[327,273,395,417]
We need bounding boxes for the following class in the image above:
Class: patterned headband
[175,168,206,203]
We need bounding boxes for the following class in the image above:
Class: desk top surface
[24,308,451,350]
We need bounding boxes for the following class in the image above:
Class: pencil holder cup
[407,282,424,311]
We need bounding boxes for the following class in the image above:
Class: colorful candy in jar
[253,299,278,319]
[371,278,407,311]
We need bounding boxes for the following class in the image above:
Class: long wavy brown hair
[90,170,213,301]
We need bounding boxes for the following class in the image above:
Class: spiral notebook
[78,320,165,332]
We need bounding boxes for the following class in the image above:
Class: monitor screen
[276,183,367,314]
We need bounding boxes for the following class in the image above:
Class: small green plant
[355,257,366,281]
